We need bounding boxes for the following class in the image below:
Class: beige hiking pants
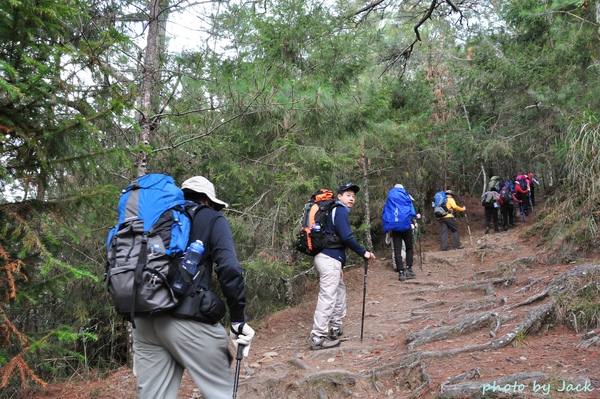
[311,252,346,338]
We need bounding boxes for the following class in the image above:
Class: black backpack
[294,189,343,256]
[481,191,496,208]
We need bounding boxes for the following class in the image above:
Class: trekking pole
[232,344,244,399]
[415,219,423,271]
[360,258,368,342]
[418,223,423,271]
[464,212,473,246]
[529,193,534,214]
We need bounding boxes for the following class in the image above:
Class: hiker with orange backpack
[310,183,376,350]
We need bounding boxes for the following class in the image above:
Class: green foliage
[2,0,600,391]
[555,270,600,331]
[242,257,315,321]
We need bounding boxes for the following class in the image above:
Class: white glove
[230,322,255,358]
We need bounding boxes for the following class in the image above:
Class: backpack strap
[130,232,149,327]
[179,205,220,297]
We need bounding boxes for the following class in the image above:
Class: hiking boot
[398,271,406,282]
[329,326,343,340]
[485,227,489,234]
[310,336,341,350]
[455,245,465,249]
[405,267,417,279]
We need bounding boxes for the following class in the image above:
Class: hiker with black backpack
[132,176,255,399]
[499,182,520,230]
[436,190,466,251]
[309,183,376,350]
[481,187,502,234]
[382,184,421,282]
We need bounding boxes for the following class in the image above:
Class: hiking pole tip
[360,258,368,342]
[233,344,244,399]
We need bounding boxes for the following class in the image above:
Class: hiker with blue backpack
[131,176,255,399]
[382,184,421,282]
[310,183,376,350]
[433,190,466,251]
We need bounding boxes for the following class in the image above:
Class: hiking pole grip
[360,258,368,342]
[232,344,244,399]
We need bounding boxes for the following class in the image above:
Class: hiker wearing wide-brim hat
[133,175,254,399]
[438,189,466,251]
[182,176,229,211]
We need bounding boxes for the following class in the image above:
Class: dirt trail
[18,199,600,399]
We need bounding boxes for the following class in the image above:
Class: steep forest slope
[17,196,600,399]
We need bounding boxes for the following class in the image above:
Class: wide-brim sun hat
[181,176,229,209]
[338,183,360,195]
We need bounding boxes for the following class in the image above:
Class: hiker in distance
[132,176,255,399]
[382,184,421,282]
[499,181,520,231]
[438,190,466,251]
[481,186,502,234]
[310,183,376,350]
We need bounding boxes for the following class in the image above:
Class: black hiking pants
[500,203,514,230]
[484,205,499,232]
[391,229,413,271]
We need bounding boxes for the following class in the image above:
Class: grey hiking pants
[438,217,461,250]
[311,252,346,338]
[132,314,233,399]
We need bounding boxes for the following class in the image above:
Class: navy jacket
[321,202,366,265]
[189,206,247,323]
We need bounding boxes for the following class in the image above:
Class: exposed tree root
[577,330,600,348]
[440,371,549,396]
[406,310,501,350]
[239,265,599,399]
[440,371,595,397]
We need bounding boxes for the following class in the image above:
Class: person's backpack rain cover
[382,186,413,232]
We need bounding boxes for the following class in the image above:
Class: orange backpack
[294,189,343,256]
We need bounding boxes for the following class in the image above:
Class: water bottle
[171,240,205,294]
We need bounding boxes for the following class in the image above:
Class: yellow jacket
[442,196,466,218]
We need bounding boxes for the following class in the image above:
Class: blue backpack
[105,174,192,325]
[432,191,449,217]
[382,187,413,232]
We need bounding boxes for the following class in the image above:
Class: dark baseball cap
[338,183,360,195]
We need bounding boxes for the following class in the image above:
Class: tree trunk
[136,0,167,176]
[361,138,372,249]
